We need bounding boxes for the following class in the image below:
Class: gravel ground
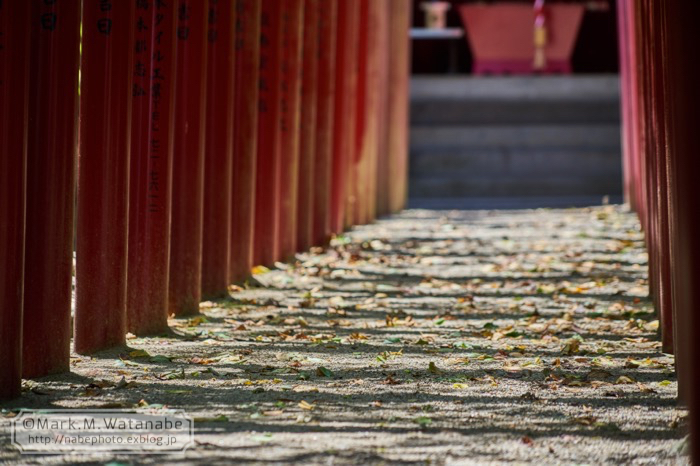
[0,205,690,465]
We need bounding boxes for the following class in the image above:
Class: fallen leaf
[298,400,315,411]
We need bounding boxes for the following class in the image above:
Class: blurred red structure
[459,2,584,74]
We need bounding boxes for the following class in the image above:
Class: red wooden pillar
[277,0,304,261]
[331,0,360,234]
[22,0,81,378]
[75,0,135,354]
[657,0,684,402]
[202,0,236,298]
[353,0,370,226]
[312,0,337,246]
[375,0,392,218]
[169,0,208,316]
[387,0,411,213]
[230,0,261,280]
[0,0,31,400]
[229,0,261,279]
[354,0,383,226]
[664,2,700,458]
[296,0,319,253]
[253,0,283,267]
[128,0,178,335]
[646,0,674,354]
[616,0,634,208]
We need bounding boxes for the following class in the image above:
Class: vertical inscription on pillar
[208,0,218,43]
[234,0,245,51]
[258,8,269,114]
[149,0,168,213]
[39,0,58,32]
[177,1,190,40]
[279,7,290,133]
[132,0,169,215]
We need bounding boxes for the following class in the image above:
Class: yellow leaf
[615,375,635,385]
[298,400,315,411]
[129,349,150,359]
[252,265,271,275]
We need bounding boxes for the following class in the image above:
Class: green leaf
[316,366,333,378]
[414,416,432,427]
[428,362,442,374]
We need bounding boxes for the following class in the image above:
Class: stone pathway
[0,205,689,464]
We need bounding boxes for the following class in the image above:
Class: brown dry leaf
[561,338,581,355]
[572,415,598,426]
[586,369,613,381]
[382,375,401,385]
[637,383,657,393]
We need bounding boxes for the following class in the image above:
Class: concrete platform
[409,75,623,206]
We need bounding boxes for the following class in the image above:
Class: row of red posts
[0,0,412,401]
[617,0,700,461]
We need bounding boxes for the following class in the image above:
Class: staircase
[408,75,622,209]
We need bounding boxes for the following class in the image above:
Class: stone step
[410,124,621,150]
[410,147,621,177]
[409,173,621,198]
[411,99,620,125]
[408,195,623,210]
[411,75,620,101]
[408,76,622,202]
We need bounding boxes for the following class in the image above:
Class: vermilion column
[127,0,177,335]
[277,0,304,261]
[616,0,634,207]
[0,0,30,400]
[253,0,283,267]
[312,0,337,246]
[354,0,383,226]
[229,0,261,280]
[22,0,81,378]
[202,0,236,298]
[375,0,392,218]
[663,1,700,461]
[75,0,135,354]
[387,0,412,213]
[353,0,370,226]
[331,0,360,233]
[169,0,208,316]
[296,0,319,253]
[229,0,268,282]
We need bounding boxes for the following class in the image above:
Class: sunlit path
[0,205,687,464]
